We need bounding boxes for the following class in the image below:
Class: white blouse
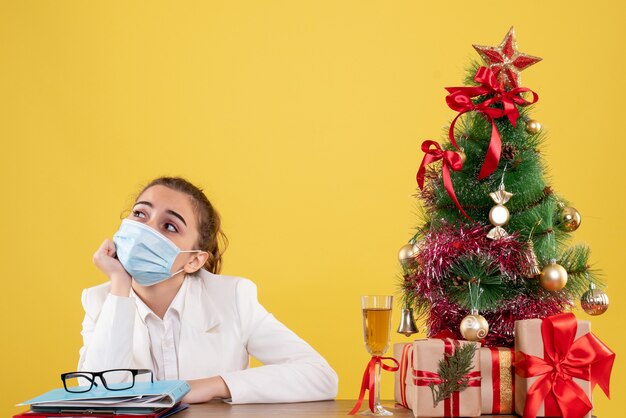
[131,278,188,381]
[77,269,338,403]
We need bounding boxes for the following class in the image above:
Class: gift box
[394,339,481,417]
[393,342,413,408]
[514,313,614,418]
[479,347,515,415]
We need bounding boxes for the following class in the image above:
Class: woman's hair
[135,176,228,274]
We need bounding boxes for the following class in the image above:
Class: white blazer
[77,269,338,404]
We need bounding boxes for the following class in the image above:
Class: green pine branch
[429,341,477,408]
[559,244,604,294]
[444,254,522,311]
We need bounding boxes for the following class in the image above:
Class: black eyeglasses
[61,369,154,393]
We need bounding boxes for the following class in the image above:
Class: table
[177,400,516,417]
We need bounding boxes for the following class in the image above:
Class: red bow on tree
[416,140,468,219]
[445,66,539,180]
[515,313,615,418]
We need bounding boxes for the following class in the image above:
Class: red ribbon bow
[445,66,539,180]
[515,313,615,418]
[348,356,399,415]
[412,338,481,417]
[416,140,468,218]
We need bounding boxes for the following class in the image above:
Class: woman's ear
[184,251,209,274]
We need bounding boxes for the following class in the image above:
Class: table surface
[177,400,516,417]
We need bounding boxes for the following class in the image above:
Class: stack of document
[15,380,190,417]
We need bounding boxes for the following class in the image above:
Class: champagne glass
[361,295,393,416]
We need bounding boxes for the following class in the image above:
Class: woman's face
[127,184,203,273]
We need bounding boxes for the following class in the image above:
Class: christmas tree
[399,27,609,347]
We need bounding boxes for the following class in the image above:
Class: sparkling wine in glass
[361,295,393,416]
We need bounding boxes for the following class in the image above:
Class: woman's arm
[218,279,339,404]
[181,376,231,404]
[78,239,136,372]
[78,285,137,372]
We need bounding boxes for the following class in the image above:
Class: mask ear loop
[168,268,185,278]
[169,250,206,278]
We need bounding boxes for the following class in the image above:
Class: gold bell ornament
[525,240,542,279]
[581,283,609,316]
[487,183,513,240]
[396,306,419,336]
[524,220,543,279]
[539,259,568,291]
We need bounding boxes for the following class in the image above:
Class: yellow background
[1,1,624,416]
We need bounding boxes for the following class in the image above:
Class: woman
[78,177,338,404]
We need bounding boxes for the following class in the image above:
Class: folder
[13,402,189,418]
[18,380,190,413]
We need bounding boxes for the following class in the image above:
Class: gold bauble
[459,310,489,341]
[457,149,467,165]
[559,206,581,232]
[581,284,609,316]
[489,204,510,227]
[539,260,568,291]
[525,119,542,134]
[398,243,415,266]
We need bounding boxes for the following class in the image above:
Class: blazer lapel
[180,272,221,332]
[178,272,223,378]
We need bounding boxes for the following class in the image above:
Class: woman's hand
[182,377,231,404]
[93,238,132,297]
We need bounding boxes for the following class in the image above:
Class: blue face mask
[113,219,202,286]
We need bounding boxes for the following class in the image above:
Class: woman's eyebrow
[134,200,153,207]
[133,201,187,226]
[166,210,187,226]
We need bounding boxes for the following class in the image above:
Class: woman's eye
[132,210,146,219]
[165,223,178,233]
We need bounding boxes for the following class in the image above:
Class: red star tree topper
[472,27,542,88]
